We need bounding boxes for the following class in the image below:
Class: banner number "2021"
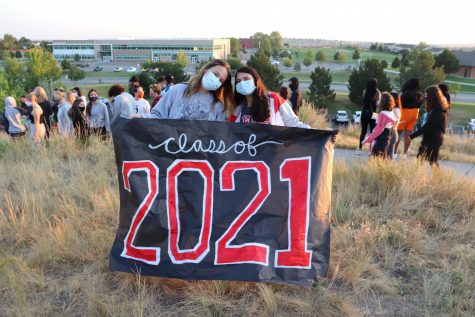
[121,157,312,269]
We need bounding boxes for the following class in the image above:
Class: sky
[1,0,474,45]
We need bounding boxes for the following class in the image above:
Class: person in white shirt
[54,89,73,138]
[133,87,151,116]
[86,89,110,139]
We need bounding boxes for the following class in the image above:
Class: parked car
[126,67,137,73]
[77,63,89,68]
[466,119,475,133]
[335,110,350,123]
[270,59,280,66]
[352,111,361,125]
[93,66,103,72]
[113,67,123,72]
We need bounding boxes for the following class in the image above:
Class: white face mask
[25,101,32,107]
[236,79,256,96]
[73,91,78,98]
[201,71,222,91]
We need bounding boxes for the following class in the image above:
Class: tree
[401,54,410,67]
[176,50,188,67]
[279,50,291,59]
[18,37,32,49]
[398,49,445,90]
[434,49,460,74]
[315,50,325,61]
[348,59,392,103]
[303,49,313,69]
[141,60,190,83]
[61,59,72,72]
[352,48,360,60]
[39,41,52,52]
[370,43,378,51]
[3,57,26,93]
[294,63,301,72]
[25,47,62,93]
[418,41,429,49]
[391,56,401,68]
[260,37,272,56]
[14,50,22,58]
[0,34,18,50]
[334,51,346,62]
[227,57,243,70]
[68,66,86,83]
[378,44,385,52]
[247,49,283,91]
[230,38,240,58]
[283,57,292,68]
[74,54,81,62]
[449,82,461,99]
[307,66,336,107]
[381,60,388,68]
[270,31,283,52]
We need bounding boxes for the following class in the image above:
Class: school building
[50,39,230,63]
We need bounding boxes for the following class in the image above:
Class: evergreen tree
[352,48,360,60]
[294,62,301,72]
[307,66,336,107]
[434,49,460,74]
[391,56,401,68]
[348,59,392,103]
[247,49,283,91]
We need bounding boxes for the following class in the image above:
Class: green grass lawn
[84,71,132,78]
[446,75,475,85]
[287,47,399,65]
[60,84,112,98]
[449,102,475,125]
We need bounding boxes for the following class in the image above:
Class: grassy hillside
[0,133,474,316]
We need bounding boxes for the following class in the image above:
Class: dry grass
[1,132,474,316]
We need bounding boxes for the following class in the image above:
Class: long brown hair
[425,85,449,112]
[234,66,270,122]
[185,59,234,117]
[86,89,98,117]
[379,92,395,112]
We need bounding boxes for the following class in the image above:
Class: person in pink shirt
[363,92,398,158]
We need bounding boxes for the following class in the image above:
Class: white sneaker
[356,150,362,155]
[393,154,399,160]
[400,153,408,160]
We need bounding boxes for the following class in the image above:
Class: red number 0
[275,157,312,268]
[167,160,214,264]
[215,161,271,265]
[121,161,160,265]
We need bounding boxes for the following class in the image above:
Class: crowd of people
[359,77,450,166]
[2,59,448,167]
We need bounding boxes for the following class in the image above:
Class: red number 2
[121,161,160,265]
[215,161,271,265]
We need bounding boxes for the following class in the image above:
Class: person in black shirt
[410,85,449,167]
[358,78,381,153]
[288,77,302,115]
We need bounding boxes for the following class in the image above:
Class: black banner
[109,118,334,286]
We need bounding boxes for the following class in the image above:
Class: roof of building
[239,38,257,49]
[51,39,222,45]
[453,50,475,67]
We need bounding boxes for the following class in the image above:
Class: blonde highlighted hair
[34,86,48,103]
[185,59,234,116]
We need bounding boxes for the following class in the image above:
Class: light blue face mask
[202,71,222,91]
[236,79,256,96]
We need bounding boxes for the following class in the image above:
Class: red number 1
[275,157,312,268]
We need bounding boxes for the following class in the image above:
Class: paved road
[298,82,475,104]
[333,148,475,179]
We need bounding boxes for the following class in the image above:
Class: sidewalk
[333,148,475,179]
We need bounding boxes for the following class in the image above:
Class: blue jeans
[387,128,399,159]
